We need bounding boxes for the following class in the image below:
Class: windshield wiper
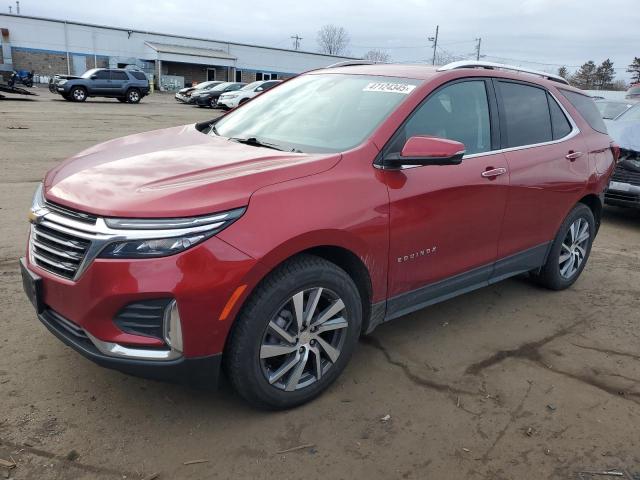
[228,137,285,152]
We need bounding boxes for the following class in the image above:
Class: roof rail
[325,60,376,69]
[437,60,570,85]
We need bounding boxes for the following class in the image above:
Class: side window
[94,70,109,80]
[110,71,129,81]
[560,90,608,134]
[130,71,147,81]
[498,81,552,148]
[547,93,572,139]
[390,80,491,155]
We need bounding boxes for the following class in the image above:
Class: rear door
[108,70,130,95]
[384,79,510,311]
[495,80,588,265]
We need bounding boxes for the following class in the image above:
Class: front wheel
[225,255,362,409]
[209,97,217,108]
[70,86,87,102]
[532,203,595,290]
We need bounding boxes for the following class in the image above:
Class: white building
[0,13,354,89]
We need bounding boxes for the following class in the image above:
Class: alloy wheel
[73,89,86,101]
[559,217,590,279]
[260,288,349,392]
[128,90,140,102]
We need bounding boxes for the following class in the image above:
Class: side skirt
[367,242,551,331]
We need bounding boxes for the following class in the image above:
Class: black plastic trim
[38,308,221,387]
[382,242,551,324]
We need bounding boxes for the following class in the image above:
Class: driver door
[383,79,509,313]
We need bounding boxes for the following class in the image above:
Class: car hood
[178,87,194,94]
[44,124,341,218]
[605,120,640,152]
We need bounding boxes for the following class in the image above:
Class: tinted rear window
[130,71,147,81]
[560,90,607,134]
[498,81,552,148]
[110,71,128,81]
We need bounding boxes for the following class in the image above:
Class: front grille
[114,299,172,340]
[611,167,640,185]
[30,223,91,279]
[605,191,639,203]
[45,201,97,225]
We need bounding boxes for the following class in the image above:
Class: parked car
[175,81,223,104]
[625,84,640,100]
[22,62,615,409]
[48,68,150,103]
[604,103,640,208]
[595,99,636,120]
[192,81,245,108]
[217,80,282,109]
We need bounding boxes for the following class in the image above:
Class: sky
[11,0,640,82]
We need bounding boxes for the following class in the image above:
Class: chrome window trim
[375,85,580,169]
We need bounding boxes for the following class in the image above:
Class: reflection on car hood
[43,124,341,218]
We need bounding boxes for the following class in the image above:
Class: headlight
[98,207,245,259]
[58,79,67,85]
[29,182,47,221]
[225,94,238,99]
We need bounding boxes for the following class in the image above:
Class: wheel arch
[225,240,378,353]
[578,193,603,233]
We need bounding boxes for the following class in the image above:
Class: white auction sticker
[363,82,416,94]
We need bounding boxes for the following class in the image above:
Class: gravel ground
[1,87,639,480]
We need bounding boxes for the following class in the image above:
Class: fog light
[163,300,183,353]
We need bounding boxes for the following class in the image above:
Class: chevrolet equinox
[21,61,617,408]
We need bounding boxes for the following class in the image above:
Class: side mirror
[384,136,465,168]
[255,87,264,92]
[90,75,97,79]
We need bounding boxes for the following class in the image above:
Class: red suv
[21,61,616,408]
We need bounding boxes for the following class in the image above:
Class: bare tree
[317,25,350,56]
[363,49,391,63]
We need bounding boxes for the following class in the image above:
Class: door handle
[565,151,583,161]
[481,167,507,179]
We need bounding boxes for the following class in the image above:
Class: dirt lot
[1,87,639,480]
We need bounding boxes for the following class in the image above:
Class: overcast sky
[13,0,640,81]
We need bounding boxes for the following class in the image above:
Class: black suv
[49,68,150,103]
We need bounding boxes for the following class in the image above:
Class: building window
[235,70,242,82]
[256,72,263,81]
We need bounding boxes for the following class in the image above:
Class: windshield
[212,74,421,153]
[211,82,233,91]
[616,104,640,122]
[241,81,263,91]
[195,81,217,90]
[81,69,99,78]
[596,101,633,120]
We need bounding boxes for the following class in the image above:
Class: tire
[238,98,249,105]
[70,86,87,102]
[209,97,217,108]
[125,88,141,104]
[532,203,595,290]
[225,254,362,409]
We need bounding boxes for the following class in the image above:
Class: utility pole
[475,37,482,61]
[8,5,12,13]
[16,1,19,14]
[428,25,439,66]
[291,35,302,50]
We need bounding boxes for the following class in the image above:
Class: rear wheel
[70,87,87,102]
[125,88,141,104]
[225,255,362,409]
[209,97,217,108]
[532,203,595,290]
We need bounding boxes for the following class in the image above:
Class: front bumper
[195,95,214,106]
[605,181,640,208]
[38,306,222,386]
[217,97,239,109]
